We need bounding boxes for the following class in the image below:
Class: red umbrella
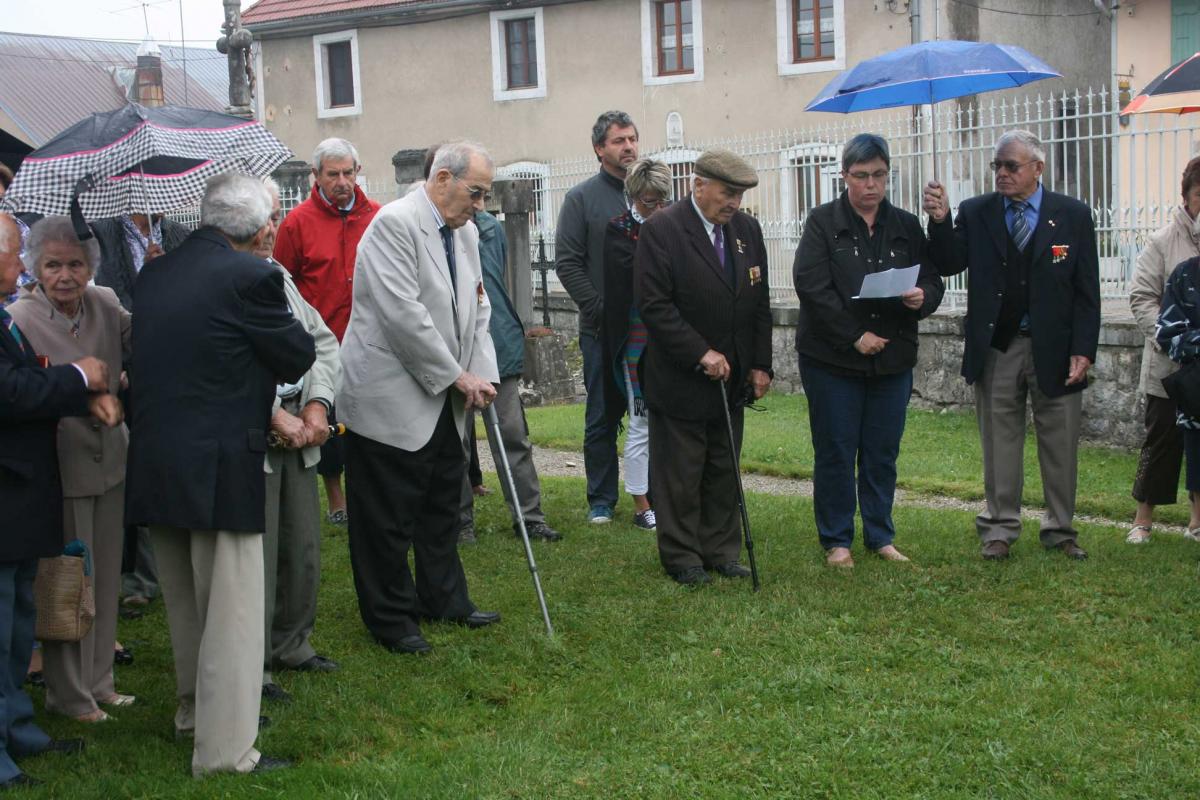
[1122,52,1200,115]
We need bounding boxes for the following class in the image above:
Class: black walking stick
[718,379,761,592]
[482,404,554,636]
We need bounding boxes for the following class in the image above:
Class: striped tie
[1010,200,1032,252]
[0,308,24,350]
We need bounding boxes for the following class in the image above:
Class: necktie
[439,225,458,290]
[712,224,726,267]
[0,308,26,353]
[1010,200,1032,252]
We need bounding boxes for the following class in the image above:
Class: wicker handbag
[33,540,95,642]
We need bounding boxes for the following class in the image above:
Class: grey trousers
[120,526,158,600]
[974,337,1083,547]
[43,483,124,717]
[150,527,263,777]
[460,376,545,529]
[262,448,321,683]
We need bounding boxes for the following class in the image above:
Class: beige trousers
[42,483,124,717]
[150,527,264,777]
[974,336,1082,547]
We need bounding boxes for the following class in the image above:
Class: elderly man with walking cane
[635,150,773,586]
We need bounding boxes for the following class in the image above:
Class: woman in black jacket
[793,133,950,567]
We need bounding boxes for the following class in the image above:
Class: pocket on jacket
[0,458,33,482]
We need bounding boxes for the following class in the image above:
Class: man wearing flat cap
[635,149,773,586]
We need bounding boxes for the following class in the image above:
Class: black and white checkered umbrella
[1,103,292,220]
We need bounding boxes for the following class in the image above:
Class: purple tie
[713,225,726,267]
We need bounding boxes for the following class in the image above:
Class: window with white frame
[490,8,547,101]
[780,143,842,245]
[776,0,844,77]
[641,0,703,86]
[646,148,701,200]
[313,29,361,118]
[495,161,550,233]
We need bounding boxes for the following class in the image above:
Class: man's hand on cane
[455,371,498,411]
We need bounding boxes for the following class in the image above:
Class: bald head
[0,214,23,296]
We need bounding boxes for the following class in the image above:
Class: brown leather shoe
[1051,540,1088,560]
[981,540,1010,560]
[825,547,854,568]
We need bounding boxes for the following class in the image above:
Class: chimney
[134,39,165,107]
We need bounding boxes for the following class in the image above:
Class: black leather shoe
[520,522,563,542]
[113,647,134,666]
[261,683,291,704]
[1051,540,1088,560]
[40,738,85,755]
[25,671,42,688]
[670,567,712,586]
[0,773,41,788]
[252,755,293,773]
[381,634,431,655]
[453,610,501,629]
[287,654,340,673]
[713,562,751,578]
[981,540,1010,561]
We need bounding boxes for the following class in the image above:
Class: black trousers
[1132,394,1184,506]
[649,407,744,574]
[345,400,475,642]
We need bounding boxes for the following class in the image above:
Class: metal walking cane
[718,379,761,592]
[482,404,554,636]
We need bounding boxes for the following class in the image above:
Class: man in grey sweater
[554,110,639,524]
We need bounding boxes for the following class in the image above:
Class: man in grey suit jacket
[339,141,501,655]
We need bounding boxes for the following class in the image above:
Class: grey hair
[591,110,637,149]
[24,215,100,278]
[995,129,1046,163]
[311,137,360,172]
[0,214,17,255]
[201,173,272,244]
[624,159,673,200]
[262,175,281,200]
[429,140,493,179]
[841,134,890,172]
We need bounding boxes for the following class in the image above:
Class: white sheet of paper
[852,264,920,299]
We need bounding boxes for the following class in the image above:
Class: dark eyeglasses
[989,159,1038,173]
[453,175,493,203]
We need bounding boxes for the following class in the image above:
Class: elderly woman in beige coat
[1127,156,1200,544]
[8,216,133,721]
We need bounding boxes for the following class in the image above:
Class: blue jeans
[580,331,620,508]
[0,558,52,781]
[800,357,913,551]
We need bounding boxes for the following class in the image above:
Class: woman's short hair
[1182,156,1200,200]
[841,134,890,172]
[201,173,272,244]
[624,159,673,200]
[23,215,100,278]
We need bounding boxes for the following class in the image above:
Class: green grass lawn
[518,395,1183,528]
[27,477,1200,798]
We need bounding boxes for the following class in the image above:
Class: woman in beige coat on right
[1127,156,1200,543]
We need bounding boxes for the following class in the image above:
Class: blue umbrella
[806,40,1060,175]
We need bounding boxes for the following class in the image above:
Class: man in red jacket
[274,138,381,525]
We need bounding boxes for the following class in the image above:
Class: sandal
[1125,524,1152,544]
[1185,527,1200,543]
[74,709,112,723]
[99,693,136,707]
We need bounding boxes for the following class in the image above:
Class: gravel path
[477,444,1178,536]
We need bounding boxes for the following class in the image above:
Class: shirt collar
[319,186,356,212]
[1004,183,1043,213]
[422,185,447,230]
[690,195,716,237]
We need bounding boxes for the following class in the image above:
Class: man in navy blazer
[0,214,122,788]
[125,175,315,776]
[930,130,1100,561]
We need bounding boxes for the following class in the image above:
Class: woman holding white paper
[792,133,950,567]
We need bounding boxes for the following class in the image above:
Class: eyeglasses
[989,159,1038,173]
[634,195,668,209]
[846,169,889,182]
[453,175,493,203]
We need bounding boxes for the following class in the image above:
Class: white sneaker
[1125,525,1152,544]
